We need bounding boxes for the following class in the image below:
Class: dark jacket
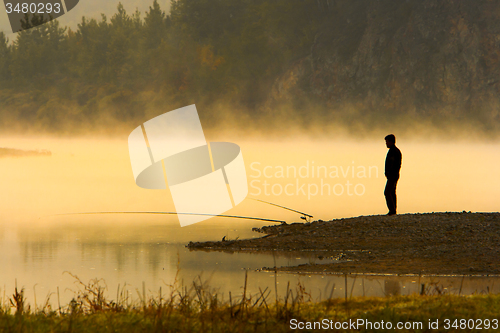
[385,146,402,180]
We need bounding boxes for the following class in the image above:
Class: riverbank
[187,212,500,276]
[1,287,499,332]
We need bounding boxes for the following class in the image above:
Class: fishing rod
[250,198,313,222]
[54,211,286,224]
[55,199,312,224]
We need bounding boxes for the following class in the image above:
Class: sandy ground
[187,212,500,276]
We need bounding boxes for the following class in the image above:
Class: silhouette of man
[384,134,402,216]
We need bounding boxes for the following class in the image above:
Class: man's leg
[384,178,398,214]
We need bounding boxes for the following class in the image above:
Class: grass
[1,273,500,332]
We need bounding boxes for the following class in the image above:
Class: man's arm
[395,150,402,172]
[386,148,401,178]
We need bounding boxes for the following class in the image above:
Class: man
[384,134,402,216]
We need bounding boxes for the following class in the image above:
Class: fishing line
[249,198,313,221]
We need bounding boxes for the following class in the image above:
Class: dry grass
[1,272,500,332]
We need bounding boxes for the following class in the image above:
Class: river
[1,134,499,308]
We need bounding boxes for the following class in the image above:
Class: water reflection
[0,220,498,309]
[384,279,402,296]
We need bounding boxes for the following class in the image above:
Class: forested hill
[0,0,499,133]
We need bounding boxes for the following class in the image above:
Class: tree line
[0,0,327,131]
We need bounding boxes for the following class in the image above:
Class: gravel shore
[187,212,500,276]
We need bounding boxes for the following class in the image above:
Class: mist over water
[1,134,499,223]
[0,133,499,306]
[2,0,500,314]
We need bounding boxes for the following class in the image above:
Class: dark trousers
[384,177,398,214]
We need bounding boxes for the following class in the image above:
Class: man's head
[385,134,396,148]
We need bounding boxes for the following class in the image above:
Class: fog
[1,133,498,228]
[0,133,498,307]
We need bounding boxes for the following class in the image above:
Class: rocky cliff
[271,0,500,127]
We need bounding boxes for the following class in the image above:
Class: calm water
[1,135,499,307]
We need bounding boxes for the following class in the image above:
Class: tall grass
[1,273,500,332]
